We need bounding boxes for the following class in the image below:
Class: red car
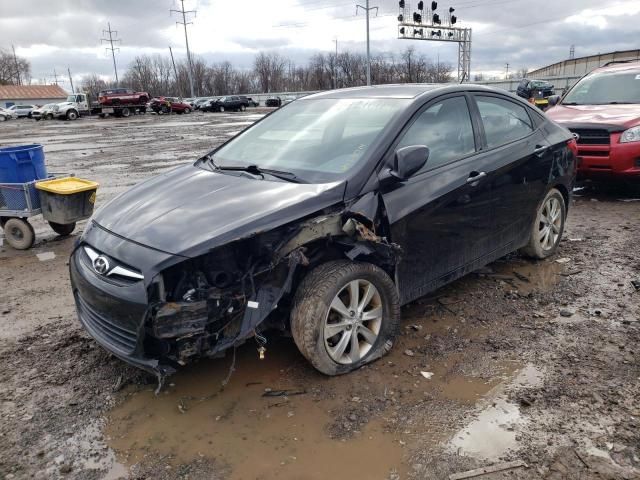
[98,88,149,106]
[149,97,192,114]
[546,61,640,181]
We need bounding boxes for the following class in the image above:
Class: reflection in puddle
[449,364,544,460]
[488,259,563,295]
[106,341,405,480]
[36,251,56,261]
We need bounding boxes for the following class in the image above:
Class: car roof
[303,83,515,100]
[593,60,640,74]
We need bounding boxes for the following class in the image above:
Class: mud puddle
[106,340,407,479]
[449,364,544,460]
[481,258,563,295]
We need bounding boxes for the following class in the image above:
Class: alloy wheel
[538,196,562,250]
[324,279,382,365]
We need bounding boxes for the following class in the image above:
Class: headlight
[620,125,640,143]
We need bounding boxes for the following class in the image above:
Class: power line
[101,22,121,85]
[171,0,197,98]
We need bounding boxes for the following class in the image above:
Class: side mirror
[548,95,560,107]
[390,145,429,181]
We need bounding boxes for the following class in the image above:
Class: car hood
[546,104,640,129]
[92,164,345,257]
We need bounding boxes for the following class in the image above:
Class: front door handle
[534,145,549,157]
[466,171,487,185]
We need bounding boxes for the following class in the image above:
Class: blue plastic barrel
[0,144,47,184]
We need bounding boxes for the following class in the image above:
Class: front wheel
[240,105,246,112]
[45,113,53,120]
[66,110,78,120]
[521,188,566,259]
[219,106,225,112]
[290,260,400,376]
[184,107,191,114]
[49,221,76,236]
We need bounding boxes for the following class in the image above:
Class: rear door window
[397,96,476,172]
[474,96,534,149]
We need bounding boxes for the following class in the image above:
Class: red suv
[546,61,640,181]
[98,88,149,106]
[149,97,192,114]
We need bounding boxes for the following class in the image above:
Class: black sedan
[201,96,246,112]
[70,84,577,385]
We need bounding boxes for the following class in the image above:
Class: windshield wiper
[213,163,307,183]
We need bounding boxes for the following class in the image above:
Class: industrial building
[0,85,68,109]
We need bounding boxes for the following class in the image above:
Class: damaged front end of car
[72,198,401,392]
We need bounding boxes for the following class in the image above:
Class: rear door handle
[466,171,487,185]
[534,145,549,157]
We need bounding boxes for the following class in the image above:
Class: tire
[45,114,53,120]
[290,260,400,376]
[66,110,78,120]
[161,105,170,115]
[240,105,246,112]
[34,117,41,121]
[3,218,35,250]
[121,107,131,118]
[521,188,566,259]
[184,107,191,114]
[219,106,225,112]
[98,113,106,118]
[49,221,75,236]
[0,115,6,122]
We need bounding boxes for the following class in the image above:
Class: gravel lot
[1,111,639,480]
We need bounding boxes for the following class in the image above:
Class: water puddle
[139,121,209,128]
[106,341,406,479]
[209,121,254,128]
[448,364,544,460]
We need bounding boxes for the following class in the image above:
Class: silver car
[8,104,36,118]
[0,107,16,122]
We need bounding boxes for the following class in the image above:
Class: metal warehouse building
[527,48,640,79]
[0,85,68,109]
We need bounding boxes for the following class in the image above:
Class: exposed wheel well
[552,183,570,211]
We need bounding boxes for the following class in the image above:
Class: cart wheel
[3,218,35,250]
[49,222,76,236]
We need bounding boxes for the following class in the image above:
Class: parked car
[149,97,192,114]
[282,95,297,105]
[516,79,554,110]
[205,96,246,112]
[7,104,36,118]
[31,104,58,121]
[546,60,640,181]
[70,84,576,385]
[265,96,282,107]
[193,97,213,110]
[239,96,259,107]
[0,107,16,121]
[98,88,150,106]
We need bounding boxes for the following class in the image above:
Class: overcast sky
[2,0,640,90]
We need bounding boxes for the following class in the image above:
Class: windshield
[210,97,408,183]
[563,71,640,105]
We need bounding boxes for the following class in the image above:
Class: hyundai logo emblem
[93,256,110,275]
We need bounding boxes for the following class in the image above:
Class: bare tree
[0,49,31,85]
[253,52,287,93]
[80,74,109,99]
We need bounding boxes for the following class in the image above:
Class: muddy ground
[0,111,639,480]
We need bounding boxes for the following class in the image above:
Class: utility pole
[333,37,338,88]
[169,46,182,97]
[101,23,121,85]
[12,45,21,85]
[67,68,74,93]
[356,0,378,86]
[52,69,60,85]
[171,0,196,98]
[505,62,510,80]
[569,45,575,59]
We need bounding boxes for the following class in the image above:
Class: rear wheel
[290,260,400,375]
[184,107,191,114]
[49,222,76,236]
[3,218,35,250]
[240,105,246,112]
[121,107,131,117]
[521,188,566,259]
